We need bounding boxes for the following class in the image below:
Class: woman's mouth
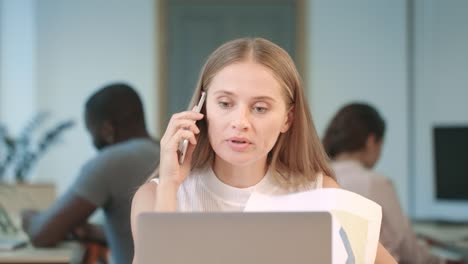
[227,138,252,151]
[231,139,247,144]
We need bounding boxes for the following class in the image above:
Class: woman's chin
[215,151,265,167]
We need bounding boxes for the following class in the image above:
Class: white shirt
[153,166,323,212]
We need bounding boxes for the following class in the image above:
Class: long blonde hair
[153,38,334,186]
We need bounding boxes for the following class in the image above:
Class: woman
[323,102,445,263]
[131,38,396,263]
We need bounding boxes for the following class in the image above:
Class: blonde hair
[152,38,334,186]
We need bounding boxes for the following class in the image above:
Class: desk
[1,184,85,263]
[413,221,468,261]
[0,242,82,264]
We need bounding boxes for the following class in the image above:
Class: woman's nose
[231,107,250,130]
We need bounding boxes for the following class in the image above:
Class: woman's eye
[253,106,268,113]
[218,101,231,108]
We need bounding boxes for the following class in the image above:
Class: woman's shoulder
[288,172,338,192]
[138,180,158,192]
[321,174,341,189]
[133,181,157,207]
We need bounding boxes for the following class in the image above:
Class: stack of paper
[244,188,382,264]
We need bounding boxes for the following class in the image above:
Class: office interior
[1,0,468,263]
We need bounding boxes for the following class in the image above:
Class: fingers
[174,128,198,146]
[165,119,201,140]
[161,111,204,143]
[161,125,199,152]
[174,110,204,121]
[161,110,204,152]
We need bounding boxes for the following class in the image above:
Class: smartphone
[177,91,206,164]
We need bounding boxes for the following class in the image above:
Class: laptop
[0,205,28,251]
[136,212,332,264]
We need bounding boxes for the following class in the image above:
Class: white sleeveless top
[153,166,323,212]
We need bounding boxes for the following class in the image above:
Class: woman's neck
[212,158,268,188]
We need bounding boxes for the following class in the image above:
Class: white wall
[308,0,410,212]
[0,2,2,110]
[0,0,36,136]
[3,0,468,219]
[412,0,468,221]
[34,0,158,192]
[7,0,158,193]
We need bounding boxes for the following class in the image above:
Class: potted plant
[0,112,74,183]
[0,113,75,217]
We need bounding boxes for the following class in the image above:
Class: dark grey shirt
[72,138,159,264]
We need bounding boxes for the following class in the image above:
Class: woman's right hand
[158,110,204,188]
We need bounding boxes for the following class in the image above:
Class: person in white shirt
[131,38,396,264]
[323,102,446,264]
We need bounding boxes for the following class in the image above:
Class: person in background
[322,102,450,264]
[21,83,160,264]
[131,38,396,264]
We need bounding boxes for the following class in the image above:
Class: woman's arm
[375,243,397,264]
[154,110,203,209]
[131,181,157,264]
[131,109,203,263]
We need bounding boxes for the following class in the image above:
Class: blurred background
[1,0,467,223]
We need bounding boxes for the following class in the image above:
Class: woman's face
[205,60,292,167]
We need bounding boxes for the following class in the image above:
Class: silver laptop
[136,212,332,264]
[0,205,28,251]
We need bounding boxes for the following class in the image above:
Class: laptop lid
[136,212,332,264]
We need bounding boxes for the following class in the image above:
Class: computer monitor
[434,126,468,201]
[136,212,333,264]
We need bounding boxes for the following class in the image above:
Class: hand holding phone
[177,91,206,164]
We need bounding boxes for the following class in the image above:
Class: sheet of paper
[244,188,382,264]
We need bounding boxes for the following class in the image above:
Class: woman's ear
[280,106,294,133]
